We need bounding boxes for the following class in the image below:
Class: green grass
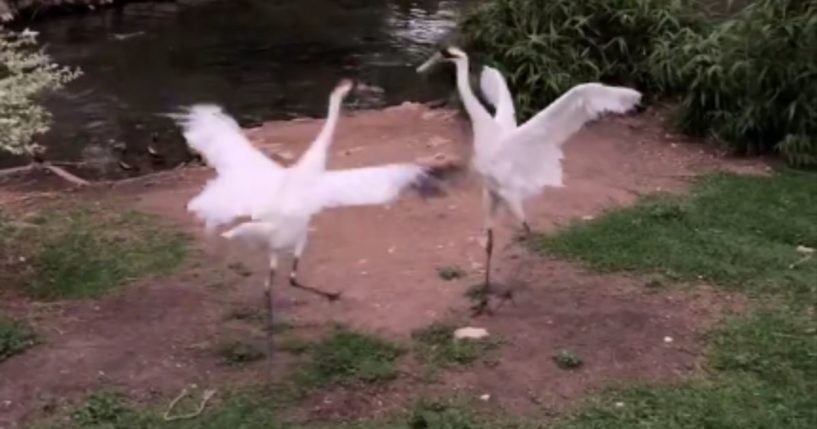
[216,340,265,366]
[0,317,37,361]
[3,204,189,300]
[292,327,404,388]
[27,172,817,429]
[436,265,466,281]
[69,392,135,428]
[536,172,817,429]
[40,393,519,429]
[411,323,497,368]
[537,172,817,300]
[553,350,584,370]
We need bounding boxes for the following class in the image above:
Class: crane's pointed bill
[417,51,444,74]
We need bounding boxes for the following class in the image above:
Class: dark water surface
[6,0,471,177]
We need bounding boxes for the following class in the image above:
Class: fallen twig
[163,388,217,422]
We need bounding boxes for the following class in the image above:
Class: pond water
[3,0,749,178]
[4,0,472,177]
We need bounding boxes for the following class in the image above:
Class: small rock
[796,245,814,254]
[615,402,625,408]
[454,327,489,340]
[479,394,491,401]
[581,215,595,221]
[663,336,674,343]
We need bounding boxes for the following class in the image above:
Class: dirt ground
[0,103,762,428]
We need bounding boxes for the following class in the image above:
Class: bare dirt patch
[0,103,761,428]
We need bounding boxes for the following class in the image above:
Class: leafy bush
[0,27,79,156]
[656,0,817,164]
[460,0,704,118]
[462,0,817,167]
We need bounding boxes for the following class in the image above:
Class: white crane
[417,47,642,315]
[175,80,442,354]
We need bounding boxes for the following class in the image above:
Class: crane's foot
[468,283,515,317]
[289,278,342,302]
[470,297,493,317]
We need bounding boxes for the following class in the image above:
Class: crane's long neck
[453,57,491,126]
[295,91,344,173]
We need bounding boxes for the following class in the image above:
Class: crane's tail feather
[411,156,468,199]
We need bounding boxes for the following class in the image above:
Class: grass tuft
[0,317,37,361]
[412,323,497,368]
[553,350,584,370]
[217,340,265,366]
[436,265,466,281]
[70,392,137,428]
[293,327,404,388]
[3,204,189,300]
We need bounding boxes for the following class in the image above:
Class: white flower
[1,28,81,156]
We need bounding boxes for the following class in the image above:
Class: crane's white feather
[317,164,428,209]
[482,83,641,199]
[178,104,285,230]
[479,66,517,130]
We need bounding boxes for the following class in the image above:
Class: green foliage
[0,27,80,156]
[538,172,817,300]
[293,327,404,388]
[412,322,496,367]
[462,0,817,166]
[216,340,265,366]
[2,204,189,300]
[553,349,584,370]
[0,316,36,361]
[660,0,817,164]
[460,0,703,118]
[436,265,465,281]
[70,392,135,428]
[46,393,526,429]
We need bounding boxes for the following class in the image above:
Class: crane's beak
[416,51,444,74]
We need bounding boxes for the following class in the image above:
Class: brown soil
[0,103,762,428]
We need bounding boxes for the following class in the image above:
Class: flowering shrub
[0,27,79,156]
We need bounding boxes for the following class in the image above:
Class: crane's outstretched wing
[480,65,517,130]
[485,83,641,198]
[317,164,429,209]
[176,104,284,230]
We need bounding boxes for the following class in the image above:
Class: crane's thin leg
[507,197,533,238]
[289,257,342,301]
[472,190,501,316]
[265,254,278,365]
